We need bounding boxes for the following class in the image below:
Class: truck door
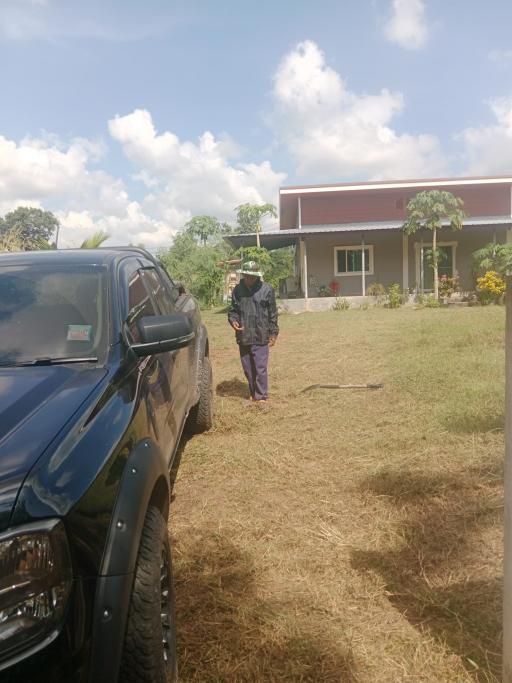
[139,265,190,439]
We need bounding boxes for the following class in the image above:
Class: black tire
[186,356,213,434]
[119,506,177,683]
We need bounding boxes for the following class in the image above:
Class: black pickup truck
[0,247,213,682]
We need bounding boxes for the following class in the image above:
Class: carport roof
[224,215,512,249]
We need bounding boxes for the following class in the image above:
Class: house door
[420,245,454,290]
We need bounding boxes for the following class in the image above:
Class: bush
[366,282,386,305]
[476,270,506,305]
[332,297,350,311]
[425,295,440,308]
[317,285,332,297]
[387,283,402,309]
[366,282,386,297]
[438,275,459,298]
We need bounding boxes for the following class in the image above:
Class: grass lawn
[171,305,504,682]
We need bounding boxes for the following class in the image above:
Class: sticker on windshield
[67,324,92,342]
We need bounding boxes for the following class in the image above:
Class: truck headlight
[0,520,72,661]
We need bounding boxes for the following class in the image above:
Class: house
[225,175,512,310]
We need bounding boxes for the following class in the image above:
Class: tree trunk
[256,227,260,248]
[433,226,439,300]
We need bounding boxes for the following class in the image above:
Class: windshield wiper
[0,356,99,367]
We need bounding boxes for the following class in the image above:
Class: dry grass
[170,306,505,682]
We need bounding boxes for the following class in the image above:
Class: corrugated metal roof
[225,214,512,244]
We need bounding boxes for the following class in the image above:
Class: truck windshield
[0,264,109,366]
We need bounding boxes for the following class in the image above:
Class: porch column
[298,196,302,230]
[299,237,309,310]
[420,238,424,295]
[361,234,366,296]
[302,237,309,302]
[402,233,409,291]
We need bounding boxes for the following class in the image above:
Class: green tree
[158,231,201,287]
[234,203,277,247]
[240,245,294,292]
[158,230,229,307]
[2,206,59,249]
[472,242,512,279]
[81,231,110,248]
[185,215,222,246]
[403,191,466,299]
[192,247,226,307]
[0,227,24,252]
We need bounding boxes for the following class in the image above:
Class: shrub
[425,295,440,308]
[438,275,459,299]
[366,282,386,305]
[317,285,332,297]
[387,283,402,309]
[366,282,386,297]
[332,297,350,311]
[476,270,506,305]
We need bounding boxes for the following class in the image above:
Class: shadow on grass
[174,531,358,682]
[216,378,249,399]
[353,466,502,681]
[443,408,504,434]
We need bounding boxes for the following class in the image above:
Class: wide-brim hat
[237,260,263,277]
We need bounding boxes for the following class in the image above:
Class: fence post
[505,276,512,682]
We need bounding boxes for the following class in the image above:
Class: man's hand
[231,321,244,331]
[268,337,276,347]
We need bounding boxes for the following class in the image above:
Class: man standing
[228,261,279,403]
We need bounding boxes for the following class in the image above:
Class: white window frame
[414,240,458,289]
[334,245,374,277]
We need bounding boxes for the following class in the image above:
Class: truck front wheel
[186,355,213,434]
[118,506,177,683]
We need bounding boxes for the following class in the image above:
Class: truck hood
[0,365,107,530]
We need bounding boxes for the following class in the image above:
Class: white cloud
[0,110,285,248]
[459,97,512,175]
[270,40,446,181]
[384,0,429,50]
[0,132,169,247]
[109,109,286,228]
[489,49,512,66]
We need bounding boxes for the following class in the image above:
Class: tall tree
[185,215,222,246]
[403,191,466,299]
[80,231,110,248]
[234,203,277,247]
[2,207,59,249]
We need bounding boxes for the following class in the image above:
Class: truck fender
[88,438,170,683]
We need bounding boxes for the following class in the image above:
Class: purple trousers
[239,344,269,400]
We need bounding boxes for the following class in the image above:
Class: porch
[225,216,512,310]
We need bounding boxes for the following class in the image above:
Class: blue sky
[1,0,512,246]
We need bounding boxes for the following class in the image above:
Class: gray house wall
[303,230,404,297]
[298,224,508,297]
